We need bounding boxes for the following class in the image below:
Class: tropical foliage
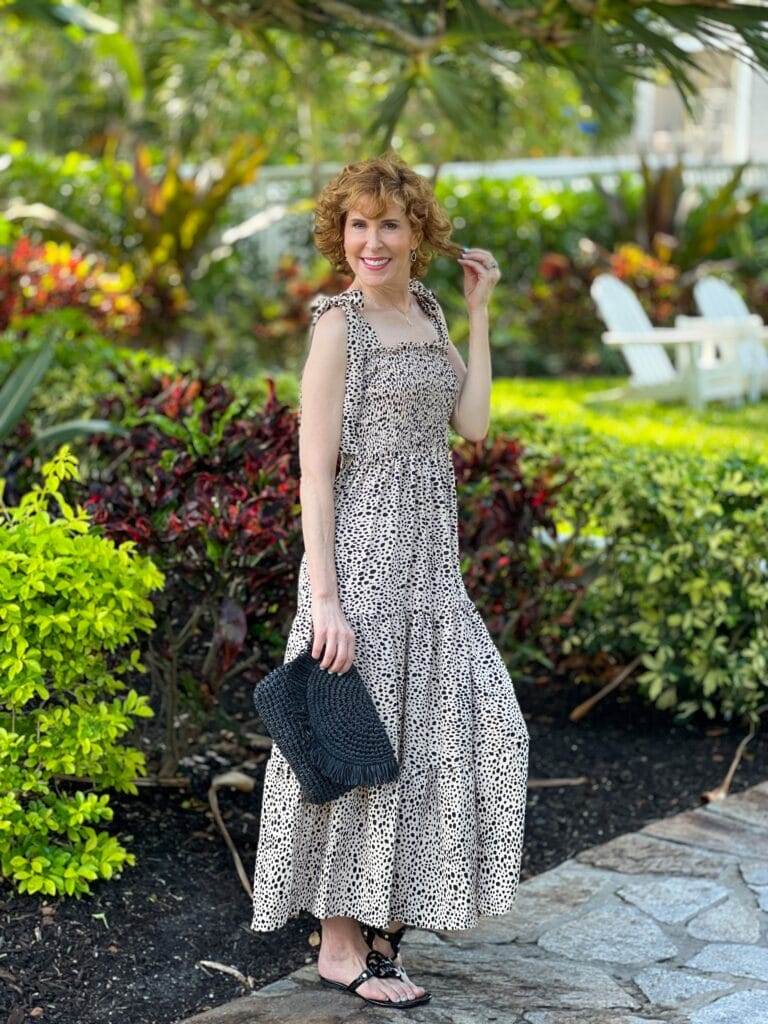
[83,373,306,774]
[1,139,270,345]
[0,237,140,334]
[0,312,128,485]
[3,1,768,162]
[453,434,581,673]
[590,158,763,270]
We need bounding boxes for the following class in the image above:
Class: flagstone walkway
[179,781,768,1024]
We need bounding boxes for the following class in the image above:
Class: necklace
[362,297,416,327]
[396,304,415,328]
[352,278,417,326]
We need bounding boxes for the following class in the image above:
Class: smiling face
[343,198,417,287]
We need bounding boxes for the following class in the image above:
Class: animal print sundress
[250,276,529,932]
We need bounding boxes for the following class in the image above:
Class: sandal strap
[377,923,407,957]
[361,922,408,949]
[347,966,375,993]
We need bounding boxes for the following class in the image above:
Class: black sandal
[360,921,432,1002]
[312,921,431,1009]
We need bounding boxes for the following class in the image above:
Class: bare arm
[445,308,491,442]
[298,305,355,673]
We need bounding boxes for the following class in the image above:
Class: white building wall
[630,49,768,164]
[748,70,768,161]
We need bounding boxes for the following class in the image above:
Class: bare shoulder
[308,304,347,358]
[311,302,346,339]
[304,304,347,392]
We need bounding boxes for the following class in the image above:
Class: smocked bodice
[307,277,461,460]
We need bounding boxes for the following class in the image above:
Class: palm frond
[5,0,119,32]
[367,69,417,146]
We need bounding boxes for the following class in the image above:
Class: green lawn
[491,377,768,462]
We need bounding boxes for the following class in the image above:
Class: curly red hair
[312,151,462,279]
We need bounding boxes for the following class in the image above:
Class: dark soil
[2,675,765,1024]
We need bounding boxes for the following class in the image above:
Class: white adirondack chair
[589,274,746,409]
[688,276,768,402]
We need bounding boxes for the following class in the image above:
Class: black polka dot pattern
[250,277,529,932]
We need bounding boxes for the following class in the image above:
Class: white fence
[229,155,768,271]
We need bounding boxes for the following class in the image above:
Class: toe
[366,979,391,1001]
[394,969,424,1000]
[391,979,413,1002]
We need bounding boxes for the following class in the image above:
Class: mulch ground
[2,672,765,1024]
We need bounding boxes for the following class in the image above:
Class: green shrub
[581,452,768,724]
[0,445,164,897]
[492,413,768,725]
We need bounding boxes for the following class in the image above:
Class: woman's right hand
[310,596,356,674]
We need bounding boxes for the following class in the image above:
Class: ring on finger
[461,253,498,270]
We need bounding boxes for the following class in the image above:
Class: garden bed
[1,671,765,1024]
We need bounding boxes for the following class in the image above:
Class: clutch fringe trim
[309,742,399,787]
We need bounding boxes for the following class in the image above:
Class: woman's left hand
[457,247,501,313]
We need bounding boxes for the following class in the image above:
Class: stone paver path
[179,781,768,1024]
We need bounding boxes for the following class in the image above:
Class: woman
[251,154,529,1009]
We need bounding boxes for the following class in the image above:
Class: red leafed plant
[251,255,352,343]
[0,237,142,334]
[84,373,303,774]
[452,434,584,675]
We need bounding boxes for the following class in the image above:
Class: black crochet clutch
[253,645,399,805]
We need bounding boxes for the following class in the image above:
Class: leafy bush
[0,446,164,897]
[4,312,178,421]
[576,451,768,725]
[83,373,304,773]
[492,412,768,725]
[0,317,126,476]
[0,141,128,247]
[452,433,583,674]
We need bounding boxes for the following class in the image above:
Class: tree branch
[312,0,446,52]
[474,0,553,26]
[475,1,580,44]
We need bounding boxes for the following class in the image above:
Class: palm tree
[7,1,768,148]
